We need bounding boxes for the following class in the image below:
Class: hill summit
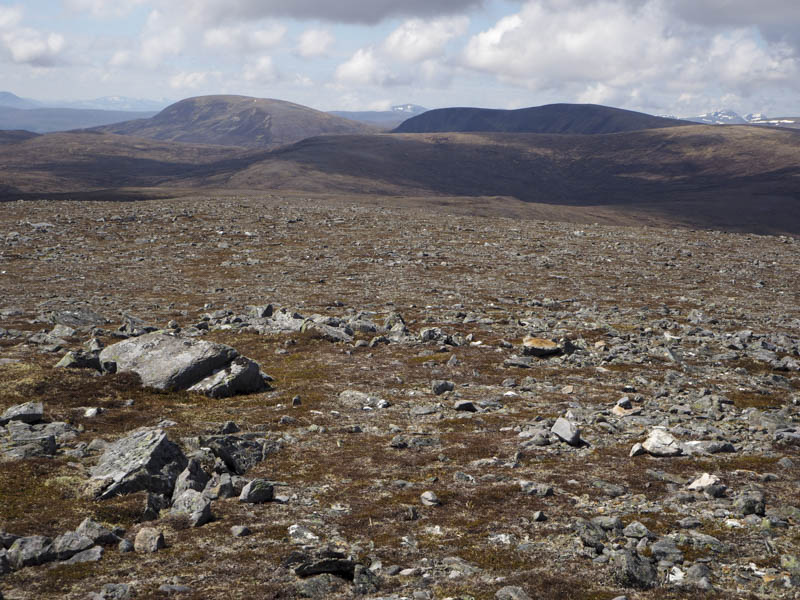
[91,95,376,148]
[393,103,687,134]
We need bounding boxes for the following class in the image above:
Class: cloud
[204,24,286,52]
[383,16,469,62]
[0,6,67,67]
[2,29,65,66]
[243,56,279,82]
[462,0,800,113]
[181,0,484,25]
[296,28,334,58]
[170,70,220,89]
[107,9,184,69]
[335,48,392,86]
[0,6,22,29]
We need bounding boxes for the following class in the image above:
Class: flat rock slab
[98,332,266,397]
[0,401,44,426]
[521,337,561,357]
[89,427,187,499]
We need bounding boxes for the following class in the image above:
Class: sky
[1,0,799,116]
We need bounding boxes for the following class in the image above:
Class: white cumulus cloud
[384,16,469,62]
[243,56,278,82]
[297,28,334,58]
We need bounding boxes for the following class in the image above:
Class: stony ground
[0,194,799,600]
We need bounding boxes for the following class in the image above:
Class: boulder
[0,401,44,426]
[239,479,274,503]
[204,435,266,475]
[7,535,54,569]
[133,527,165,553]
[551,417,582,446]
[98,332,264,397]
[51,532,94,560]
[171,459,211,503]
[75,518,121,545]
[641,428,683,457]
[521,337,561,357]
[89,428,187,499]
[55,350,101,371]
[612,549,658,589]
[187,356,268,398]
[170,490,212,527]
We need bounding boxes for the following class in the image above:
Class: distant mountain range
[88,95,376,148]
[671,109,800,130]
[329,104,427,129]
[394,104,689,134]
[0,91,162,133]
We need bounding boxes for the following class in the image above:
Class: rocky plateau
[0,194,798,600]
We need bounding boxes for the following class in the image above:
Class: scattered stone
[521,336,561,357]
[239,479,274,503]
[134,527,165,553]
[551,417,582,446]
[496,586,532,600]
[641,428,683,457]
[171,490,212,527]
[420,491,441,506]
[431,380,454,395]
[231,525,251,537]
[612,549,658,589]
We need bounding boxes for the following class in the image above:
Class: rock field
[0,194,799,599]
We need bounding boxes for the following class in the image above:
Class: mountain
[91,95,377,148]
[685,110,747,125]
[745,114,800,130]
[2,123,798,234]
[393,103,688,134]
[0,91,39,109]
[0,107,158,133]
[329,104,427,129]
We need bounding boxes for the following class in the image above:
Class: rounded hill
[393,103,688,134]
[91,95,376,148]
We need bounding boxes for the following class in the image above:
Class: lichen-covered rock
[170,490,212,527]
[99,332,250,395]
[239,479,274,503]
[7,535,54,569]
[134,527,165,553]
[89,428,187,499]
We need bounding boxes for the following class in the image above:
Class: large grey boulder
[89,428,187,499]
[98,332,266,397]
